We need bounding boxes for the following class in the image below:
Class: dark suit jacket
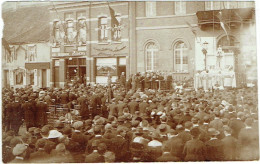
[156,152,181,162]
[205,138,224,161]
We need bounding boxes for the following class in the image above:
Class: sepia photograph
[1,0,259,162]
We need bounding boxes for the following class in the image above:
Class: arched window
[217,35,236,53]
[173,41,188,72]
[145,42,158,71]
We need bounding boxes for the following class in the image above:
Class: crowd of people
[2,73,259,162]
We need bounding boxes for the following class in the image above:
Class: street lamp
[202,41,208,70]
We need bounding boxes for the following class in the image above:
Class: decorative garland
[94,45,126,52]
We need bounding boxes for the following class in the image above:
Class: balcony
[196,8,254,30]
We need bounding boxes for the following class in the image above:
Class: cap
[208,128,220,136]
[48,130,63,139]
[13,144,27,156]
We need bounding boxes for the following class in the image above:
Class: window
[27,45,36,62]
[145,42,158,71]
[16,72,23,85]
[174,41,188,72]
[112,14,121,42]
[205,1,221,10]
[76,11,86,18]
[10,46,16,60]
[175,1,186,15]
[65,12,73,20]
[238,1,254,8]
[98,17,108,42]
[146,2,156,17]
[77,11,87,45]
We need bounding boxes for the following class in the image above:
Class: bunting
[216,11,230,41]
[2,38,11,54]
[108,4,119,27]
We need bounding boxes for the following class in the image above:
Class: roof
[2,5,50,44]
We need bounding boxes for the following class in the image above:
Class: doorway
[42,69,47,88]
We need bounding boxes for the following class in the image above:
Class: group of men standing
[2,75,259,162]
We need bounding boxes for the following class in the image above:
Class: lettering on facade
[95,52,128,57]
[77,46,87,51]
[93,45,126,52]
[52,47,61,53]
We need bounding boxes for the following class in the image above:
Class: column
[59,59,66,88]
[129,1,137,76]
[49,60,54,88]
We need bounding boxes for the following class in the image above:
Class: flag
[108,5,119,26]
[186,21,199,42]
[2,38,11,54]
[216,11,230,41]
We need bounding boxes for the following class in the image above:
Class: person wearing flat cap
[29,138,50,162]
[70,121,88,152]
[221,125,238,161]
[128,98,139,115]
[178,121,193,144]
[237,118,259,160]
[85,140,105,163]
[205,128,224,161]
[10,144,29,163]
[146,132,163,161]
[35,98,48,127]
[183,127,206,161]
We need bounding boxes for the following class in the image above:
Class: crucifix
[216,45,224,69]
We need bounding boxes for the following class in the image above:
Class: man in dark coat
[22,98,35,130]
[4,99,13,132]
[89,93,98,118]
[11,97,24,135]
[221,126,238,161]
[183,127,207,161]
[157,141,181,162]
[128,98,139,115]
[60,91,69,104]
[78,95,89,120]
[35,99,48,127]
[205,128,225,161]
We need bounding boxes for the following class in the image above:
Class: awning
[25,62,50,69]
[196,8,254,26]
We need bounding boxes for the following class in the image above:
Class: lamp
[202,41,208,70]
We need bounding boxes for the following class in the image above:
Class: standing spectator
[35,98,48,128]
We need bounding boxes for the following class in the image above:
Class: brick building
[49,1,256,88]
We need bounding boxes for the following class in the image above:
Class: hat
[176,124,183,130]
[36,139,46,149]
[245,118,254,126]
[151,132,161,139]
[73,121,83,130]
[34,128,41,134]
[13,144,27,156]
[159,124,167,130]
[54,120,64,128]
[190,127,201,137]
[131,120,140,127]
[59,116,65,122]
[94,126,102,134]
[28,127,36,133]
[97,143,107,152]
[10,137,23,148]
[56,143,66,152]
[135,127,144,135]
[48,130,63,139]
[117,116,125,122]
[208,128,220,136]
[62,126,72,135]
[105,123,112,131]
[184,121,193,129]
[41,126,50,136]
[85,119,92,125]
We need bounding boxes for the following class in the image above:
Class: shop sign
[52,47,60,53]
[71,51,86,56]
[78,46,87,51]
[58,53,70,57]
[25,62,50,69]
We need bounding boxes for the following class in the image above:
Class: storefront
[25,62,50,88]
[95,57,126,84]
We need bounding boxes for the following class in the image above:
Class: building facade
[2,5,51,89]
[49,1,256,88]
